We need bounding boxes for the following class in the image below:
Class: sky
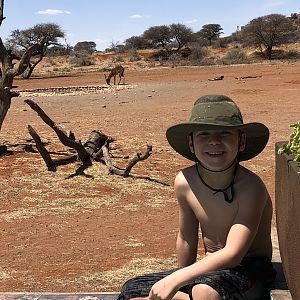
[0,0,299,51]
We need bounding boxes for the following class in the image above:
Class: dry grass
[51,257,177,291]
[0,148,173,222]
[0,269,10,281]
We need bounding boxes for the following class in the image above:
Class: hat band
[190,115,243,126]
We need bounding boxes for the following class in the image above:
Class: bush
[271,49,300,59]
[168,53,181,67]
[189,45,208,60]
[198,57,217,66]
[68,52,95,66]
[111,55,124,63]
[179,47,192,58]
[129,50,141,62]
[149,49,171,61]
[218,48,250,64]
[284,49,300,59]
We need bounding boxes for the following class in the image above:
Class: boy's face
[189,129,246,171]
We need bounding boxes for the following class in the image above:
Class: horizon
[0,0,299,51]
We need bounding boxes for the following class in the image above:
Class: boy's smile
[205,151,225,156]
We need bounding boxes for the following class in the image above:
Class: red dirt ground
[0,63,299,292]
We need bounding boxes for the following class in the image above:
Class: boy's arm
[175,171,199,267]
[173,174,268,285]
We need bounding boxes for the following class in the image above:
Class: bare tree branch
[24,99,90,162]
[27,125,56,171]
[101,142,153,177]
[0,0,5,27]
[14,44,43,76]
[101,142,126,175]
[123,145,153,177]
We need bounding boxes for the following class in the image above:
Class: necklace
[195,162,239,203]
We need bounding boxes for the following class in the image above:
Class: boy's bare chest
[187,189,239,241]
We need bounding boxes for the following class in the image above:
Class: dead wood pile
[24,99,153,177]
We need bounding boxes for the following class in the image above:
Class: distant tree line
[108,14,299,61]
[2,12,300,80]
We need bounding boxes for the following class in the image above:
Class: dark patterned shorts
[117,256,276,300]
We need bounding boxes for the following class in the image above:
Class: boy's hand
[148,274,179,300]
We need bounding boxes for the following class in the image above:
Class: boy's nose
[208,133,221,145]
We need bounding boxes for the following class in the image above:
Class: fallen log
[234,75,262,80]
[25,99,153,179]
[208,75,224,81]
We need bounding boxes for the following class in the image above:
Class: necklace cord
[195,162,239,203]
[190,132,239,203]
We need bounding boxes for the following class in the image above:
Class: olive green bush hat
[166,94,269,161]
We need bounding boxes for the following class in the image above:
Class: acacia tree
[74,41,96,54]
[143,25,172,51]
[197,24,223,46]
[169,23,193,51]
[0,0,43,131]
[142,23,193,52]
[124,36,151,50]
[7,23,65,78]
[241,14,297,59]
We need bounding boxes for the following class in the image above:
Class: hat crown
[189,95,243,126]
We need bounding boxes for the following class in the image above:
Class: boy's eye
[220,131,231,135]
[195,131,234,138]
[196,132,209,137]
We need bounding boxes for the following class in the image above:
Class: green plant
[278,121,300,163]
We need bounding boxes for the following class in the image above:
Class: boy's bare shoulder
[174,165,195,192]
[238,165,266,186]
[237,165,269,202]
[174,165,195,183]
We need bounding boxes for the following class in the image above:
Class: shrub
[189,45,208,60]
[218,48,250,64]
[168,53,181,67]
[129,50,141,62]
[149,49,171,61]
[199,57,217,66]
[111,55,124,63]
[68,53,95,66]
[284,49,300,59]
[271,49,300,59]
[179,47,192,58]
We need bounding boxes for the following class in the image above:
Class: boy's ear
[188,135,194,153]
[239,132,246,152]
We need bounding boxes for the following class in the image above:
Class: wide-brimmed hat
[166,95,269,161]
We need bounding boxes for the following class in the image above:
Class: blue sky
[0,0,299,51]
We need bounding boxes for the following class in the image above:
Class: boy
[117,95,276,300]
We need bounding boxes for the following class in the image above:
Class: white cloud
[36,9,71,15]
[185,18,198,24]
[129,14,144,19]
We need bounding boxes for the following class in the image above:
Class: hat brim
[166,122,269,161]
